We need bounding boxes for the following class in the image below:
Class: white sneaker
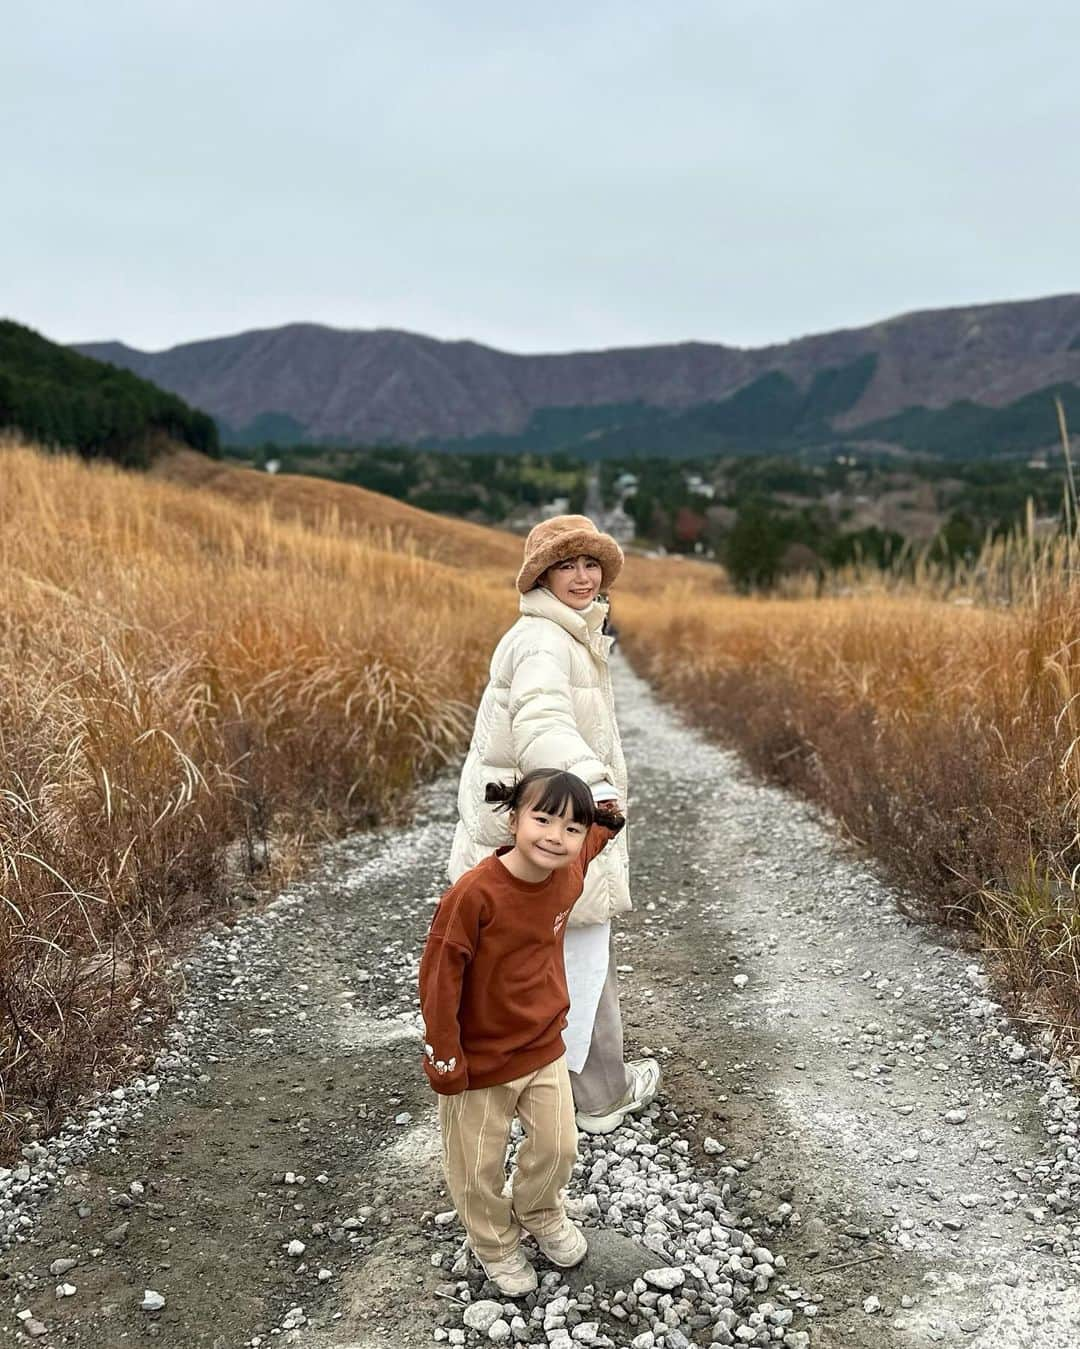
[574,1057,661,1135]
[531,1217,588,1268]
[477,1246,538,1296]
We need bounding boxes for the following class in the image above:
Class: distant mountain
[1,321,219,466]
[75,295,1080,457]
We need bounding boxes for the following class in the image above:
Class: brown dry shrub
[618,582,1080,1064]
[0,440,515,1153]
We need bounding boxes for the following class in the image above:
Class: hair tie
[485,781,514,804]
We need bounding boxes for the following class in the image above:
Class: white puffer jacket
[448,586,630,927]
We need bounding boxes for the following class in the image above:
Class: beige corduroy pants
[437,1055,577,1263]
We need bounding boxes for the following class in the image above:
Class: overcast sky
[4,1,1077,354]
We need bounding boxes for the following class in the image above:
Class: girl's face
[508,794,589,878]
[544,554,603,610]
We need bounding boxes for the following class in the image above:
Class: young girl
[419,769,625,1296]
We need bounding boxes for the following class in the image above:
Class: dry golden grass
[619,534,1080,1068]
[0,435,726,1153]
[16,428,1080,1120]
[0,438,523,1152]
[153,448,524,571]
[0,438,718,1153]
[153,448,725,598]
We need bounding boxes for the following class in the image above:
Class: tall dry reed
[0,440,515,1153]
[619,551,1080,1068]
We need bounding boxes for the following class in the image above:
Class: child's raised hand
[594,800,625,830]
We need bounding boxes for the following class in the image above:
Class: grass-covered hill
[151,448,716,596]
[153,447,522,571]
[0,433,715,1155]
[0,320,219,467]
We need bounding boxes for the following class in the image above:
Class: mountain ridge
[74,293,1080,451]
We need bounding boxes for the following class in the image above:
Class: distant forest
[405,357,1080,463]
[418,355,880,459]
[0,321,219,467]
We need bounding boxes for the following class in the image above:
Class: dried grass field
[618,533,1080,1069]
[0,440,717,1156]
[6,432,1080,1164]
[0,440,522,1152]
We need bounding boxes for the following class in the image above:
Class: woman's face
[544,554,603,610]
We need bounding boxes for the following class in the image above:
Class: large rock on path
[563,1228,661,1293]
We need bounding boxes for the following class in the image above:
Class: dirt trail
[2,656,1079,1348]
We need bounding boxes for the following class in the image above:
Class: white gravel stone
[643,1266,685,1290]
[13,652,1080,1348]
[463,1299,503,1333]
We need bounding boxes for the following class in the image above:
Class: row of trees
[230,436,1066,592]
[244,443,588,523]
[722,500,1018,589]
[0,321,219,467]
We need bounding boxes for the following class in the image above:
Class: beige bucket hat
[515,514,625,594]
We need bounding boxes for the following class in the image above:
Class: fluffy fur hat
[515,514,624,594]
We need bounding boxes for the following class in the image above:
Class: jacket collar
[520,587,611,655]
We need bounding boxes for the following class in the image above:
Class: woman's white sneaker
[477,1247,538,1296]
[532,1218,588,1268]
[574,1057,661,1135]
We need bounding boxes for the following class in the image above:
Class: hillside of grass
[0,438,717,1156]
[152,448,523,570]
[0,320,219,467]
[618,532,1080,1064]
[153,448,720,597]
[0,437,517,1153]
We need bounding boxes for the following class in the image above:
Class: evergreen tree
[724,499,785,590]
[0,320,219,466]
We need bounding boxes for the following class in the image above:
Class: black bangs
[522,770,596,826]
[486,768,596,827]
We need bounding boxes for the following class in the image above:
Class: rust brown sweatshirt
[418,822,620,1094]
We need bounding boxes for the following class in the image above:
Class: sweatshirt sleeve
[508,645,608,786]
[418,886,479,1095]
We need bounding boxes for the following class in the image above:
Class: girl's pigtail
[593,802,626,836]
[485,781,515,811]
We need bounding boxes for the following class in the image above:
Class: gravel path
[2,655,1079,1347]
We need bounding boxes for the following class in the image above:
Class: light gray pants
[568,943,633,1115]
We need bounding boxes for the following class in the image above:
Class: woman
[448,514,661,1133]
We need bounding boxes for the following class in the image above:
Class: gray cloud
[4,0,1077,353]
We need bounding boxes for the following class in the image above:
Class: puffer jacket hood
[448,586,629,927]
